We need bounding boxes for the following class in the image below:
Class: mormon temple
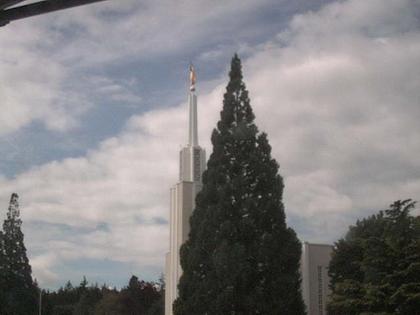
[164,66,206,315]
[164,67,333,315]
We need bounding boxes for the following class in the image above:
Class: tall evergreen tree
[328,199,420,315]
[174,55,305,314]
[1,193,38,314]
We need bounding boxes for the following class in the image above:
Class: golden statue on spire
[189,64,196,91]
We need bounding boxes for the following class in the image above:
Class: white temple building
[165,66,206,315]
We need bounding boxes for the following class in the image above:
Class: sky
[0,0,419,289]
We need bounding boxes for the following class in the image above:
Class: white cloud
[0,0,279,136]
[286,170,353,216]
[33,0,277,67]
[241,0,420,240]
[0,0,419,287]
[31,253,60,285]
[0,21,92,135]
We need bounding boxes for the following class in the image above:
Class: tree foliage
[0,193,38,315]
[94,292,125,315]
[328,199,420,315]
[41,276,163,315]
[174,55,305,314]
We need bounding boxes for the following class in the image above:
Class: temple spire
[189,64,196,91]
[166,63,206,315]
[188,65,198,146]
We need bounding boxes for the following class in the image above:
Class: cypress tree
[174,55,305,314]
[1,193,38,314]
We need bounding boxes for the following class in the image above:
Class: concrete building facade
[301,242,334,315]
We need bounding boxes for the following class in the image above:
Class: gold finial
[189,64,196,91]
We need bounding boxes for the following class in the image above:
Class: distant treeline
[41,275,163,315]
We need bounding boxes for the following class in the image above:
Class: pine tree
[1,193,38,315]
[328,199,420,315]
[174,55,305,314]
